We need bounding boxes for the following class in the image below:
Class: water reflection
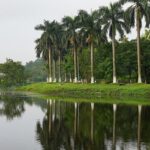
[91,103,94,144]
[137,105,142,150]
[112,104,117,150]
[0,93,32,120]
[36,100,150,150]
[1,93,150,150]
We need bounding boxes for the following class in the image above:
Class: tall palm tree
[75,30,87,81]
[52,21,66,82]
[35,20,54,83]
[62,16,79,83]
[77,10,104,83]
[35,33,51,82]
[120,0,150,83]
[100,3,130,83]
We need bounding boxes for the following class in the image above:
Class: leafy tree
[0,59,25,86]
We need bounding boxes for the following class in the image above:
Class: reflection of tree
[36,100,72,150]
[91,103,94,144]
[137,105,142,150]
[112,104,117,150]
[35,101,150,150]
[0,93,32,120]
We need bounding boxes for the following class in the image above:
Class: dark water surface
[0,92,150,150]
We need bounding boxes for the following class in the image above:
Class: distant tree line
[0,59,49,87]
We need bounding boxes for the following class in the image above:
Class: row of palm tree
[35,0,150,83]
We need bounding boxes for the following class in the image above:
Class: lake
[0,92,150,150]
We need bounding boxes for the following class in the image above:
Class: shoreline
[16,82,150,105]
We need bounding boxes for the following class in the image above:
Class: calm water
[0,92,150,150]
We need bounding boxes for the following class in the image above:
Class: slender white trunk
[112,36,117,83]
[48,48,52,83]
[64,72,67,82]
[77,54,80,81]
[91,41,94,83]
[70,73,72,82]
[136,7,142,83]
[53,59,56,82]
[58,49,61,83]
[74,47,77,83]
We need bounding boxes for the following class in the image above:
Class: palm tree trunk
[74,46,77,83]
[64,72,67,82]
[70,73,72,82]
[136,7,142,83]
[91,41,94,83]
[77,53,80,81]
[58,49,61,82]
[53,59,56,82]
[48,48,52,82]
[112,36,117,83]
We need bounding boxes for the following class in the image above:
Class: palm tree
[76,31,86,81]
[100,3,130,83]
[62,16,79,83]
[35,20,54,83]
[35,34,52,82]
[52,21,67,82]
[120,0,150,83]
[77,10,104,83]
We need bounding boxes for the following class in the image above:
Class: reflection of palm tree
[48,100,52,135]
[112,104,117,150]
[74,102,77,137]
[91,103,94,143]
[36,100,72,150]
[137,105,142,150]
[77,103,80,134]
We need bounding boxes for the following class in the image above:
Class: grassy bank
[17,82,150,101]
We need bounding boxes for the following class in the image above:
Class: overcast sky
[0,0,142,65]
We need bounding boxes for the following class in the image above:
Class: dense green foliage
[0,59,25,87]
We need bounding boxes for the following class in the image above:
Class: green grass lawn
[16,82,150,105]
